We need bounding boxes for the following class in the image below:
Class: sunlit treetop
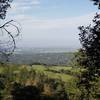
[0,0,13,19]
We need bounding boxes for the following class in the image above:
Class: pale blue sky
[9,0,98,18]
[27,0,97,18]
[6,0,98,48]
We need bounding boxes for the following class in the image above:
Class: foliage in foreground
[0,63,99,100]
[76,13,100,100]
[0,64,74,100]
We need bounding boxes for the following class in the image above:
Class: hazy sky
[6,0,98,48]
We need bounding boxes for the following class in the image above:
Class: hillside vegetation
[0,64,81,100]
[0,63,99,100]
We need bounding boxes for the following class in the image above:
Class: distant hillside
[9,48,75,65]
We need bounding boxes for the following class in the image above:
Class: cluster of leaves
[72,49,88,68]
[0,0,13,19]
[91,0,100,8]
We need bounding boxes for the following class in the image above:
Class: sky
[5,0,99,48]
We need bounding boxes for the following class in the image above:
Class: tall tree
[76,1,100,99]
[79,13,100,76]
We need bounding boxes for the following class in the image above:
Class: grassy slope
[31,65,77,81]
[0,64,80,82]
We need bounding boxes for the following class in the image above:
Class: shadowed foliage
[11,82,69,100]
[11,83,41,100]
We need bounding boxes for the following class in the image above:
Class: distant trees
[0,0,21,61]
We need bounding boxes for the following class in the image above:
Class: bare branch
[0,20,21,58]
